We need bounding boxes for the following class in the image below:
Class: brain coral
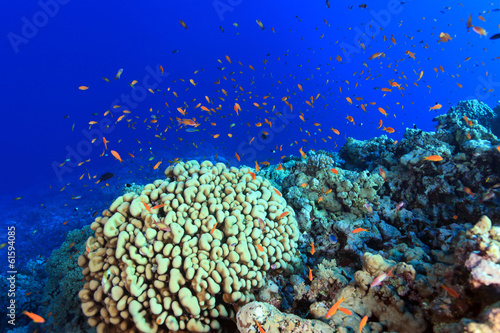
[77,160,300,333]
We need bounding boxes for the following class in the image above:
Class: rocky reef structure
[14,100,499,333]
[77,160,300,332]
[249,100,500,332]
[237,301,333,333]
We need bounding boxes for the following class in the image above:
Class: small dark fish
[125,183,132,187]
[326,0,330,8]
[329,234,337,244]
[261,133,268,140]
[172,50,178,53]
[219,26,224,33]
[92,211,99,217]
[489,33,500,40]
[97,172,114,183]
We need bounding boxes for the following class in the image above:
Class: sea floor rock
[237,301,334,333]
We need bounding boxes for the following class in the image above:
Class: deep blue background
[1,0,499,198]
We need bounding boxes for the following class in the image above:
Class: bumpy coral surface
[237,301,333,333]
[78,160,300,333]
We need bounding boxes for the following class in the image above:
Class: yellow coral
[78,160,300,333]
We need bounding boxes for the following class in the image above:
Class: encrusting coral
[78,160,300,332]
[237,301,333,333]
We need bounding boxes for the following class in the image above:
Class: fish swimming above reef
[96,172,114,183]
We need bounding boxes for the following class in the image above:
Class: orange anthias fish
[247,171,256,180]
[368,52,384,60]
[110,150,123,162]
[466,14,473,29]
[439,32,452,42]
[310,242,315,255]
[423,155,443,161]
[405,50,416,59]
[152,204,166,210]
[255,320,266,333]
[441,284,460,298]
[370,267,394,287]
[331,168,338,175]
[360,316,368,332]
[153,160,162,170]
[308,266,313,281]
[338,307,352,316]
[22,311,45,323]
[142,201,151,212]
[278,211,289,220]
[472,26,487,36]
[177,118,200,127]
[463,187,475,196]
[352,228,368,234]
[275,162,284,170]
[274,188,282,196]
[258,217,266,231]
[299,147,306,158]
[326,297,345,319]
[346,115,355,125]
[429,104,442,110]
[210,222,218,235]
[379,167,387,181]
[383,127,395,133]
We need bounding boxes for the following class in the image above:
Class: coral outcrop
[78,160,300,332]
[237,301,333,333]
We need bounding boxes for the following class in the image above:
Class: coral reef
[78,160,300,332]
[40,227,94,332]
[254,101,500,333]
[123,183,145,196]
[11,100,500,333]
[237,301,333,333]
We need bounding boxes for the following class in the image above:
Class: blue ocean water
[0,0,499,330]
[1,0,498,197]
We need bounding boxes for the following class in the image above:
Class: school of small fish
[18,2,500,331]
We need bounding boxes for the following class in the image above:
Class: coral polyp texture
[77,160,300,333]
